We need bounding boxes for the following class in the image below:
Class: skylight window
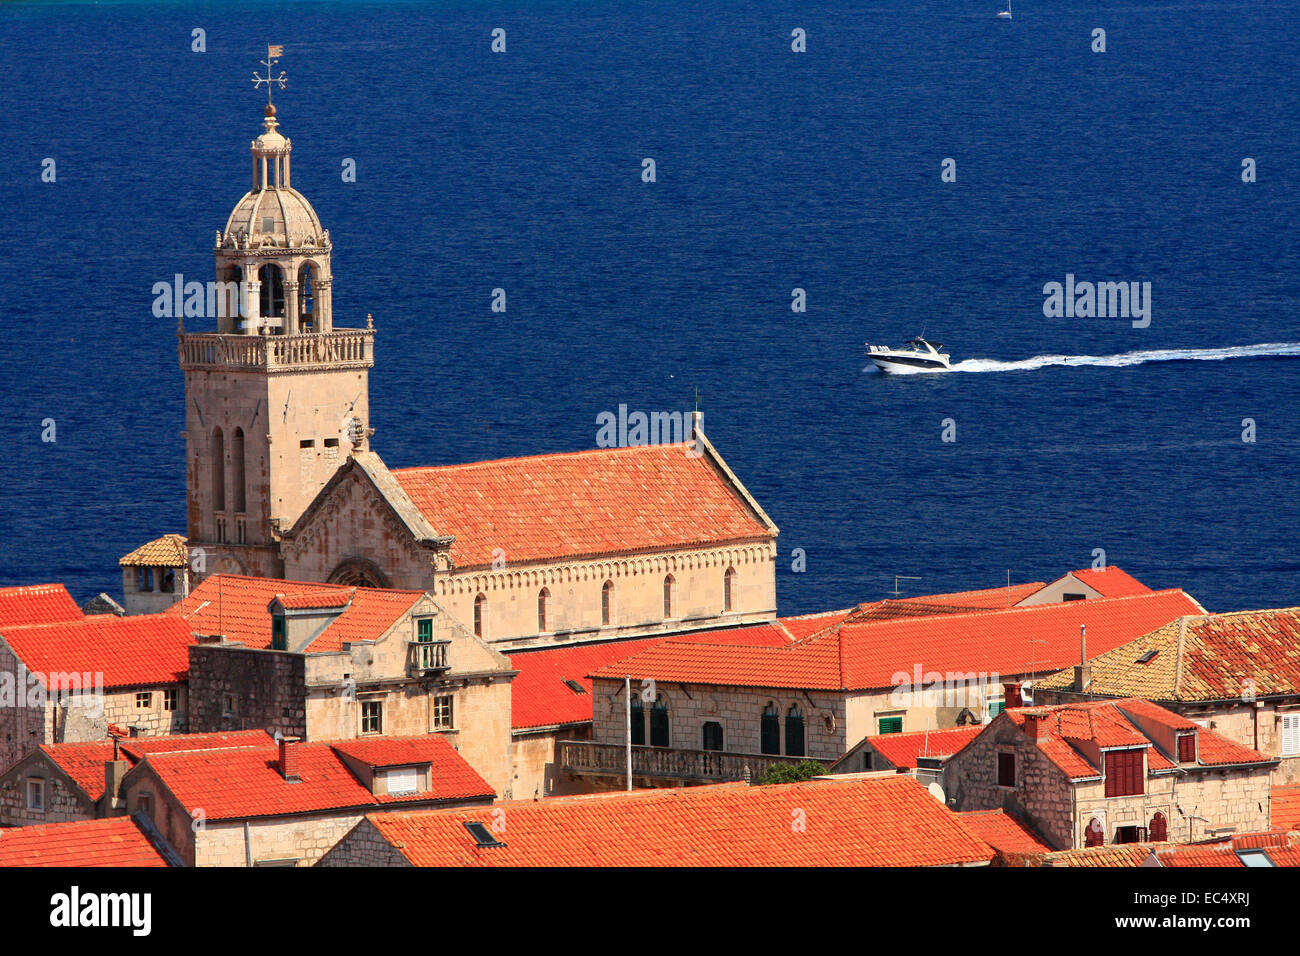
[1237,850,1275,867]
[1137,650,1159,664]
[464,821,506,849]
[563,679,587,694]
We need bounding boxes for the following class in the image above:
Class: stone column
[317,278,333,332]
[243,259,262,334]
[283,277,299,335]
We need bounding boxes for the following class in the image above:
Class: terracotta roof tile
[1070,566,1154,598]
[118,534,188,568]
[361,775,993,867]
[0,583,84,627]
[959,809,1055,856]
[0,614,195,690]
[1037,607,1300,701]
[591,590,1203,691]
[849,725,983,770]
[1153,831,1300,867]
[140,736,493,821]
[391,443,773,568]
[37,731,275,802]
[0,816,172,867]
[1273,784,1300,831]
[167,575,423,653]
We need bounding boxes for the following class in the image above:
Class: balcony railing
[559,740,819,784]
[407,641,450,677]
[179,329,374,371]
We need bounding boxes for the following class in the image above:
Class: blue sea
[1,0,1298,615]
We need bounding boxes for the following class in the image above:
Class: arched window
[298,263,316,331]
[786,704,805,757]
[1084,818,1105,847]
[1149,812,1167,842]
[258,264,285,319]
[601,580,613,626]
[650,697,670,748]
[723,566,736,612]
[538,588,550,632]
[629,695,645,746]
[702,721,723,751]
[211,428,226,511]
[473,594,486,639]
[231,428,246,513]
[663,574,675,619]
[761,703,780,755]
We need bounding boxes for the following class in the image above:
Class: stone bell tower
[179,52,374,582]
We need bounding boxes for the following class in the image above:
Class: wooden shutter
[1282,714,1300,758]
[1105,749,1144,797]
[1177,733,1196,762]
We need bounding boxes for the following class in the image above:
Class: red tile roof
[0,583,85,627]
[1273,784,1300,831]
[992,698,1274,781]
[0,614,196,690]
[137,736,493,821]
[959,809,1055,856]
[167,575,424,653]
[360,775,993,867]
[1152,831,1300,867]
[507,624,797,730]
[0,816,172,867]
[1037,606,1300,701]
[851,725,983,770]
[35,731,275,803]
[390,443,773,568]
[1033,843,1159,867]
[591,590,1204,691]
[1070,566,1153,598]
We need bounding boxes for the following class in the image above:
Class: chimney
[1022,712,1049,742]
[279,736,301,783]
[1003,682,1023,709]
[1075,664,1092,693]
[104,757,130,814]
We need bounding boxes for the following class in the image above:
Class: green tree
[758,760,827,785]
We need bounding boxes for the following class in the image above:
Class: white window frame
[26,778,45,812]
[383,767,419,796]
[1281,713,1300,758]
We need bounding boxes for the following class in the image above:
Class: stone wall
[590,679,846,761]
[0,750,96,827]
[511,725,598,800]
[317,817,411,867]
[187,644,306,737]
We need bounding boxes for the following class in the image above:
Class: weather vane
[252,44,287,107]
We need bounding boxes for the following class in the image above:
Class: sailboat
[997,0,1012,19]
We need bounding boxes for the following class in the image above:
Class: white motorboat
[997,0,1012,18]
[866,337,952,373]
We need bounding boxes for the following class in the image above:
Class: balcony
[406,640,451,678]
[559,740,818,784]
[179,329,374,372]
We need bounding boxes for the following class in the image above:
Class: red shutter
[1149,812,1167,841]
[1105,749,1144,797]
[1178,733,1195,762]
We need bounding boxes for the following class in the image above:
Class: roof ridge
[391,442,694,475]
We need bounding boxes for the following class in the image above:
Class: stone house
[565,588,1202,789]
[944,697,1277,850]
[120,734,494,866]
[166,573,516,795]
[0,730,272,828]
[317,774,994,867]
[0,584,85,629]
[119,534,191,615]
[1033,607,1300,784]
[0,614,194,772]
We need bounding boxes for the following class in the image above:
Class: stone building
[0,614,193,772]
[944,697,1277,850]
[0,815,181,867]
[120,89,780,654]
[119,734,494,866]
[0,730,271,828]
[563,587,1202,789]
[1033,607,1300,784]
[166,573,516,795]
[119,534,191,615]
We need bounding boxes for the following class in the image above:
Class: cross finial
[252,45,287,108]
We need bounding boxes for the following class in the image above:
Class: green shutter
[271,615,285,651]
[417,618,433,642]
[878,717,903,735]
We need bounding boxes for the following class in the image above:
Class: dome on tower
[218,104,329,251]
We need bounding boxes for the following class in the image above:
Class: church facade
[124,92,780,652]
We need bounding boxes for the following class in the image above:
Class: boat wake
[948,342,1300,374]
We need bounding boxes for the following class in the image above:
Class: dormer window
[271,614,286,651]
[1177,732,1196,762]
[1104,748,1144,797]
[382,766,420,796]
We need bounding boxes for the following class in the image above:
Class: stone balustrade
[179,329,374,371]
[559,740,817,783]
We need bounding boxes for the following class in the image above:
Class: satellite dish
[927,781,946,803]
[1020,681,1035,704]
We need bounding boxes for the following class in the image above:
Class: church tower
[179,55,374,581]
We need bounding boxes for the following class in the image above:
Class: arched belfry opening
[259,264,285,324]
[298,262,317,332]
